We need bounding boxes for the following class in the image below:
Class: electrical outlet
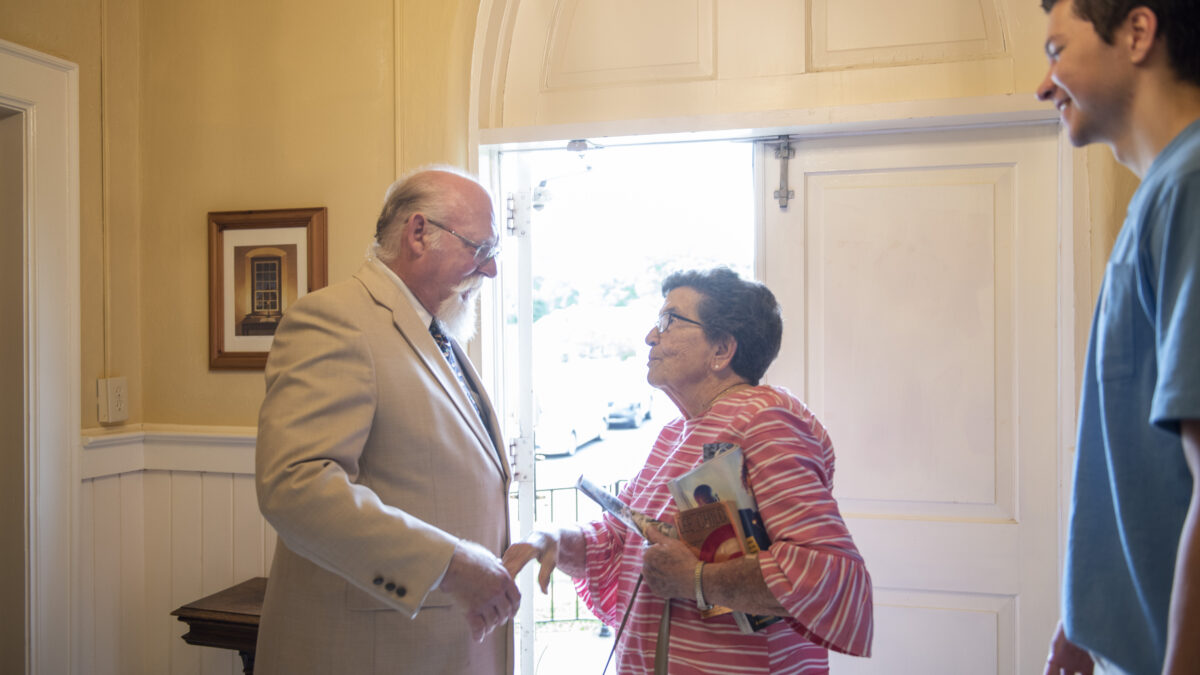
[110,377,128,420]
[97,376,129,424]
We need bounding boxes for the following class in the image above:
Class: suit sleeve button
[373,576,384,586]
[395,586,407,597]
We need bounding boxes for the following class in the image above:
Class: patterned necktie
[429,320,483,422]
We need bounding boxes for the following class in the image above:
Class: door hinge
[509,438,534,481]
[506,191,531,236]
[767,135,796,210]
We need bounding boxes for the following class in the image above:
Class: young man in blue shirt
[1037,0,1200,673]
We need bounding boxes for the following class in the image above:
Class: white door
[759,123,1062,674]
[487,121,1064,674]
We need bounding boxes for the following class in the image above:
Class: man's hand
[1043,622,1093,675]
[641,525,698,600]
[438,540,520,642]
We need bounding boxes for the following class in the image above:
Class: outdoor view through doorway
[495,139,755,673]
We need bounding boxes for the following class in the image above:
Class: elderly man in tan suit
[255,167,517,674]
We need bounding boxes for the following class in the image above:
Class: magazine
[575,476,676,539]
[674,499,748,620]
[575,476,745,625]
[669,443,770,552]
[668,443,781,632]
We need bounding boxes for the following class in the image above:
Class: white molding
[0,39,78,72]
[0,37,81,675]
[477,94,1058,148]
[81,425,258,479]
[470,0,523,140]
[1055,127,1087,590]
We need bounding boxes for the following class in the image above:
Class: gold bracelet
[694,561,713,611]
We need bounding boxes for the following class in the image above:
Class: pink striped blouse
[576,386,874,674]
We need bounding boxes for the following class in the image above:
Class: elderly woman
[504,268,873,674]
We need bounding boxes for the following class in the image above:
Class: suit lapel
[354,262,508,482]
[449,339,510,482]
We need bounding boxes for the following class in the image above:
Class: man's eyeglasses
[655,311,705,334]
[425,217,502,265]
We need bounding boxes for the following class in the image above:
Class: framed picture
[208,207,328,369]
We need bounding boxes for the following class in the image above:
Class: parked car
[602,360,657,428]
[606,385,655,428]
[534,389,608,457]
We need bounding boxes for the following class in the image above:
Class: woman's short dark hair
[662,267,782,385]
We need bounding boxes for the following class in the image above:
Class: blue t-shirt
[1064,118,1200,674]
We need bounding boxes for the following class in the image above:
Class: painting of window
[209,207,327,369]
[237,251,292,336]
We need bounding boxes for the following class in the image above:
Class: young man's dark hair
[1040,0,1200,85]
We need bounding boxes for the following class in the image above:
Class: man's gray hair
[374,164,485,262]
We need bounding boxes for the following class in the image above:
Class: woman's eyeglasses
[655,311,704,334]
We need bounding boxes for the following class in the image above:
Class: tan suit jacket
[255,260,512,674]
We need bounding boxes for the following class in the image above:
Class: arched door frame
[467,6,1086,673]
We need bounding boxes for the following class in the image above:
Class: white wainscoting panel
[810,167,1016,521]
[79,471,147,675]
[80,427,273,675]
[544,0,716,88]
[831,588,1013,673]
[810,0,1006,71]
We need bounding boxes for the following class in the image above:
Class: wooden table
[172,576,266,675]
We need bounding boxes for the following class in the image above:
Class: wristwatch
[694,561,713,611]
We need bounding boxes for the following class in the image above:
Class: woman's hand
[641,525,699,600]
[503,527,588,593]
[502,531,559,593]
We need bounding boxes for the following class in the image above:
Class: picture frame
[208,207,328,369]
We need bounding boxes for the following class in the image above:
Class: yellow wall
[0,0,1134,429]
[2,0,480,427]
[1,0,121,428]
[138,0,396,424]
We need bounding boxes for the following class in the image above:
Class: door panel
[761,124,1060,674]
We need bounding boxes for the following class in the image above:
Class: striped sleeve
[575,513,638,627]
[746,401,875,657]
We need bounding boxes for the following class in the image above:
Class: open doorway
[492,139,756,673]
[487,120,1067,673]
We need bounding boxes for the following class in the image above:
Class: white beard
[434,275,483,343]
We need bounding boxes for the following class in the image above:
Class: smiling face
[1037,0,1135,148]
[644,287,718,397]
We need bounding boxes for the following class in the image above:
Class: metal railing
[511,481,626,625]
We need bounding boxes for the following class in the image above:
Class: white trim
[1056,128,1089,588]
[0,37,81,675]
[81,425,258,479]
[477,94,1058,148]
[470,0,519,141]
